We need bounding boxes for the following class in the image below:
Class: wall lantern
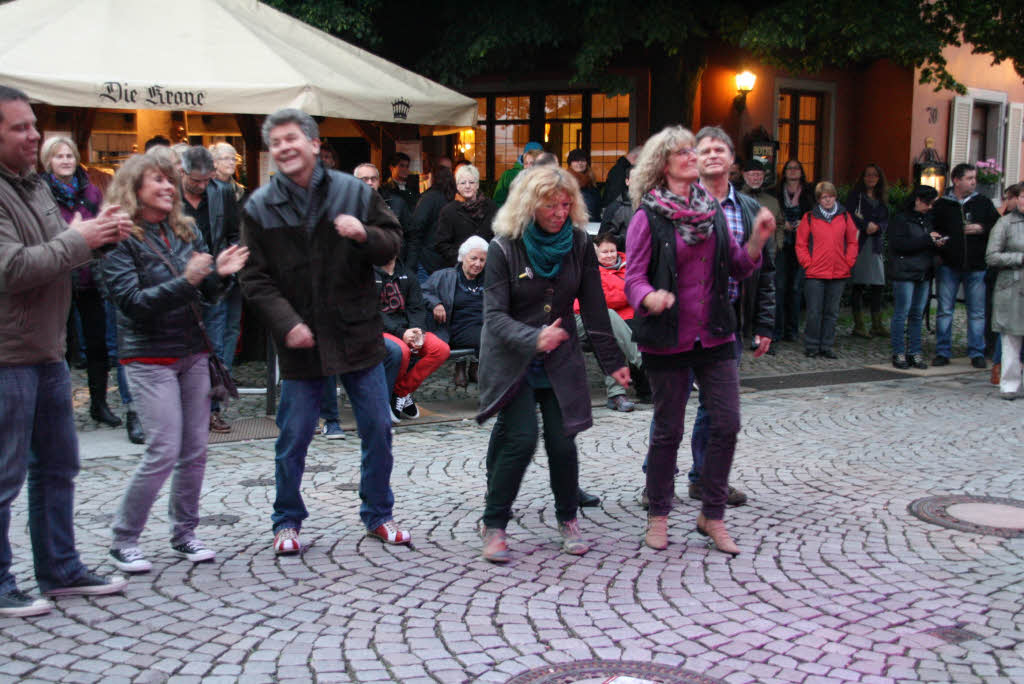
[734,71,756,112]
[913,137,947,196]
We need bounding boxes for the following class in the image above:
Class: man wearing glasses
[180,146,241,433]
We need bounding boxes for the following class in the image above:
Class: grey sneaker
[171,539,215,563]
[558,518,590,555]
[43,572,128,597]
[481,526,510,563]
[109,547,152,573]
[0,589,52,617]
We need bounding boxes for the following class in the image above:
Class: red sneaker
[367,520,411,545]
[273,528,301,555]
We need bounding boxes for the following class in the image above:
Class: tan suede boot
[645,515,668,550]
[696,513,740,556]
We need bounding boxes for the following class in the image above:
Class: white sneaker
[171,539,215,563]
[109,547,152,573]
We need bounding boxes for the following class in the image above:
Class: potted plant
[975,158,1003,199]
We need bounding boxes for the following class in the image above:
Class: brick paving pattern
[4,350,1022,682]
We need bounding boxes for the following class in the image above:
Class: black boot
[125,410,146,444]
[90,401,122,427]
[577,487,601,507]
[87,359,121,427]
[468,360,479,384]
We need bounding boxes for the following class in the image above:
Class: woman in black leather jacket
[100,153,248,574]
[888,185,941,369]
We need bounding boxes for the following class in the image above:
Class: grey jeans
[575,309,641,398]
[112,354,211,548]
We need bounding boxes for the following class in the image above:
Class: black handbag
[142,234,239,402]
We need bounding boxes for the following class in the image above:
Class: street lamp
[734,71,756,113]
[913,137,947,195]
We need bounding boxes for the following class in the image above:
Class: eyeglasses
[356,175,379,182]
[672,147,697,157]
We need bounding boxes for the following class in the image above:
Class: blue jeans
[935,266,986,359]
[0,363,89,594]
[319,338,403,422]
[104,300,133,406]
[891,280,930,356]
[274,363,395,533]
[689,336,744,485]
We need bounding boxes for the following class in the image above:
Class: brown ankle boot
[696,513,739,556]
[991,363,1001,385]
[453,360,468,388]
[869,312,889,337]
[645,515,668,550]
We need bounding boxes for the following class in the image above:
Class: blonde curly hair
[492,165,588,239]
[104,154,195,241]
[629,126,697,210]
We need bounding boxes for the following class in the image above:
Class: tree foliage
[271,0,1023,105]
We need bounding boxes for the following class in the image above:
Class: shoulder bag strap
[141,233,216,353]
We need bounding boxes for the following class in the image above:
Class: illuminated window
[470,91,633,183]
[777,90,823,182]
[590,94,630,182]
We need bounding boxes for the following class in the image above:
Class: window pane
[495,96,530,121]
[545,94,583,120]
[591,93,630,121]
[590,121,629,182]
[799,96,818,121]
[779,93,791,118]
[494,124,530,176]
[476,97,487,120]
[458,126,488,179]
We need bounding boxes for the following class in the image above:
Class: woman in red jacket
[796,181,859,358]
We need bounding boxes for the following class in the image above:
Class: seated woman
[573,232,648,412]
[423,235,488,388]
[376,257,451,421]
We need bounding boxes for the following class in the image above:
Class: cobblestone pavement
[4,363,1022,682]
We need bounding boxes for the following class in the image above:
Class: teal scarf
[523,219,574,278]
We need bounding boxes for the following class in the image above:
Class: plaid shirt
[719,184,745,302]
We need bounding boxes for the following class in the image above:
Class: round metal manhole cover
[908,495,1024,538]
[504,660,724,684]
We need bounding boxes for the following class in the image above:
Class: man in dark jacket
[381,152,418,209]
[180,146,241,433]
[0,86,129,617]
[931,163,1000,368]
[599,167,633,251]
[689,127,775,506]
[239,108,410,555]
[356,163,414,266]
[601,146,642,209]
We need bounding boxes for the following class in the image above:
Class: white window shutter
[1003,102,1023,188]
[948,95,973,168]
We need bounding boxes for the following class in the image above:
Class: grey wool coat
[986,209,1024,336]
[476,228,626,435]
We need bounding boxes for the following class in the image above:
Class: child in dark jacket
[375,258,450,420]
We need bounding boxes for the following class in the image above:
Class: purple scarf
[641,183,717,245]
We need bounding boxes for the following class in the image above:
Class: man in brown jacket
[0,86,130,617]
[239,109,410,556]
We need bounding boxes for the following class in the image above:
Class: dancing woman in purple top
[624,126,774,555]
